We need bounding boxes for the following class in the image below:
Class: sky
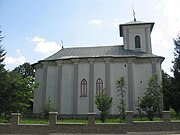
[0,0,180,76]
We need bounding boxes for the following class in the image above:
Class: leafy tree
[13,62,35,78]
[42,97,55,119]
[95,90,113,123]
[0,71,38,117]
[171,33,180,115]
[139,74,162,121]
[0,32,38,118]
[116,76,126,120]
[0,69,10,118]
[13,62,36,99]
[136,96,142,120]
[162,70,174,111]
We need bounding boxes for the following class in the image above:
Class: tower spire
[61,38,64,49]
[132,4,136,21]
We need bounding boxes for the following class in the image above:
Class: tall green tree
[13,62,35,78]
[13,62,36,99]
[7,71,37,114]
[171,33,180,115]
[162,70,174,111]
[136,96,142,120]
[0,30,6,64]
[0,70,38,118]
[0,31,38,118]
[116,76,126,120]
[95,90,113,123]
[0,31,9,118]
[139,75,162,121]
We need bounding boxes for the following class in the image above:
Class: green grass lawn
[1,115,180,124]
[57,119,87,124]
[19,117,161,124]
[20,118,123,124]
[20,118,48,124]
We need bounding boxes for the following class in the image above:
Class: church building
[33,20,164,115]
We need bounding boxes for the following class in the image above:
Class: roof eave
[37,55,165,63]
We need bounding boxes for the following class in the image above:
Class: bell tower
[119,21,154,54]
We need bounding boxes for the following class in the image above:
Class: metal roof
[39,45,163,62]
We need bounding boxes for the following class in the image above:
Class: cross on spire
[132,4,136,21]
[61,39,64,49]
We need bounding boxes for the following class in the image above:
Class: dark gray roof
[123,21,154,25]
[40,45,163,62]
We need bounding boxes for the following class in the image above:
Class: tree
[0,33,38,118]
[13,62,35,78]
[171,33,180,115]
[0,69,10,118]
[162,70,174,111]
[116,76,126,120]
[139,74,162,121]
[0,30,6,64]
[95,90,113,123]
[0,70,38,117]
[0,31,9,118]
[13,62,36,99]
[136,96,142,120]
[0,31,6,82]
[42,97,55,119]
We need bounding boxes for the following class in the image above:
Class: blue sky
[1,0,180,76]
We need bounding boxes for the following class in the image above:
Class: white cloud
[4,49,27,70]
[30,36,61,55]
[152,28,172,49]
[90,19,103,26]
[16,49,20,54]
[161,0,180,36]
[152,0,180,76]
[31,36,46,43]
[5,56,26,65]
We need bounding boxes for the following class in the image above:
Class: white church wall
[123,25,152,53]
[78,63,89,114]
[61,64,74,114]
[156,63,162,83]
[129,28,146,51]
[46,65,57,108]
[110,62,128,114]
[94,62,105,114]
[33,67,43,113]
[134,63,152,109]
[146,28,152,53]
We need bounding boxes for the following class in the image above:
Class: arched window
[80,79,87,97]
[135,35,141,48]
[96,78,103,95]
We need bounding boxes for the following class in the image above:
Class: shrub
[42,97,55,119]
